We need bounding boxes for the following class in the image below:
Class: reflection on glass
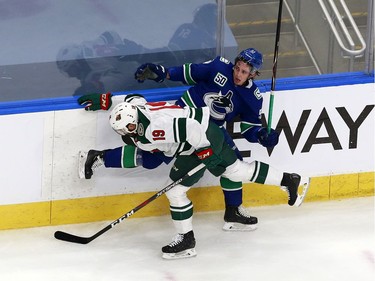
[0,1,237,102]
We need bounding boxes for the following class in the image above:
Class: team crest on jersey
[137,123,144,136]
[203,91,234,120]
[213,72,228,87]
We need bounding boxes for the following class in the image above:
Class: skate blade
[78,151,88,179]
[223,222,258,232]
[293,177,311,207]
[162,248,197,260]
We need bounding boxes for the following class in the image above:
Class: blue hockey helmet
[235,48,263,74]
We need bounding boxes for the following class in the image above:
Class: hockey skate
[78,150,105,179]
[281,173,310,207]
[223,205,258,231]
[162,230,197,260]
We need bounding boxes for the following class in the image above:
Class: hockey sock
[103,147,123,168]
[170,202,194,234]
[220,177,243,207]
[249,161,284,186]
[103,146,140,168]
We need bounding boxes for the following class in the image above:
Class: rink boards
[0,73,374,229]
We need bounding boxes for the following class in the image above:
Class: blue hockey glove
[78,93,112,111]
[134,63,167,83]
[257,128,279,147]
[195,147,226,176]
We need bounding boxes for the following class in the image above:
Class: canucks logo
[203,91,234,120]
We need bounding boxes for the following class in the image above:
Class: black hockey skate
[78,150,105,179]
[281,173,301,206]
[223,205,258,231]
[162,230,197,259]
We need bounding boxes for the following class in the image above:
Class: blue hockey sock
[222,189,243,207]
[103,147,123,168]
[220,177,243,207]
[103,146,170,169]
[105,146,142,168]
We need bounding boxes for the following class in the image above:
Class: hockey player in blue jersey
[78,48,303,232]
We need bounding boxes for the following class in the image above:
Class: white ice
[0,197,374,281]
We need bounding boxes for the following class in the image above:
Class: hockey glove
[257,127,279,148]
[195,147,226,177]
[134,63,167,83]
[78,93,112,111]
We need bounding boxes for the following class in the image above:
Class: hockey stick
[267,0,283,133]
[54,163,205,244]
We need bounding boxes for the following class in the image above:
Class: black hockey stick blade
[54,224,111,244]
[54,231,92,244]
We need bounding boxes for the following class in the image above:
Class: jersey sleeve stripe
[177,118,187,142]
[173,118,187,143]
[240,121,261,133]
[194,108,203,123]
[181,90,197,108]
[173,118,179,142]
[188,107,204,124]
[183,63,196,85]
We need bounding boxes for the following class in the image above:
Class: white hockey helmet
[109,102,138,136]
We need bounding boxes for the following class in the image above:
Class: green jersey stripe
[183,63,196,85]
[194,108,203,123]
[177,118,187,142]
[181,90,197,108]
[240,121,259,133]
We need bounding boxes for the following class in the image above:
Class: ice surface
[0,197,374,281]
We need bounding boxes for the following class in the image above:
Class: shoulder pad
[219,57,231,64]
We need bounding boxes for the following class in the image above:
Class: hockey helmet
[56,44,85,77]
[109,102,138,136]
[235,48,263,74]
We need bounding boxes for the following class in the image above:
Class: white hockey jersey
[132,101,211,157]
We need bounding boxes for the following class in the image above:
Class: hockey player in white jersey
[107,97,309,259]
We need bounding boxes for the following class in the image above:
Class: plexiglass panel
[0,0,237,102]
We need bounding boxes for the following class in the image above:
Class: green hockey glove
[78,93,112,111]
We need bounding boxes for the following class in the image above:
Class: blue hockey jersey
[168,56,264,143]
